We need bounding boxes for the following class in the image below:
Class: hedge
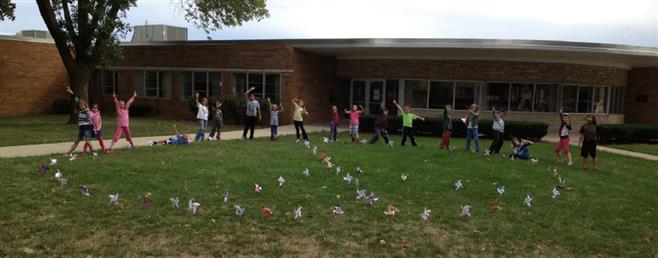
[597,124,658,144]
[359,115,549,140]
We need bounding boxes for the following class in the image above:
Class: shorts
[580,140,597,158]
[555,137,571,153]
[349,124,359,136]
[77,125,94,140]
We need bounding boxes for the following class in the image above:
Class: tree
[0,0,269,123]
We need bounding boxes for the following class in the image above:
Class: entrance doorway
[350,79,397,115]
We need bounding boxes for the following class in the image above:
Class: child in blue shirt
[152,124,190,145]
[509,137,533,160]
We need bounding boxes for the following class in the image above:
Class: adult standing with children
[242,87,262,140]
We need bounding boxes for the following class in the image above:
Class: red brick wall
[337,59,627,86]
[284,48,337,124]
[0,38,69,117]
[625,68,658,124]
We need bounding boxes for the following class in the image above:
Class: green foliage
[598,124,658,144]
[183,0,270,33]
[359,115,549,140]
[215,95,269,124]
[0,0,15,20]
[52,99,71,114]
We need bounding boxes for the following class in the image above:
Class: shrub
[215,95,269,125]
[359,115,548,140]
[52,99,70,114]
[130,104,155,116]
[598,124,658,144]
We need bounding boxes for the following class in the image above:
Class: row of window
[403,80,624,114]
[91,70,281,102]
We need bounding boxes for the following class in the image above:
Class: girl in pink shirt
[344,105,363,143]
[108,91,137,152]
[83,103,107,152]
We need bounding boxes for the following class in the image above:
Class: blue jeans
[195,119,207,141]
[329,122,338,141]
[271,125,278,139]
[466,127,480,152]
[370,127,390,144]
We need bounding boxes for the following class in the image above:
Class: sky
[1,0,657,47]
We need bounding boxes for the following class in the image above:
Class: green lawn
[606,144,658,156]
[0,114,238,147]
[1,134,656,256]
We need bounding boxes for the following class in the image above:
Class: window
[593,87,608,114]
[533,84,558,112]
[404,80,428,108]
[454,82,478,110]
[510,83,533,112]
[180,71,222,100]
[429,81,453,109]
[577,86,594,113]
[609,87,624,114]
[385,79,400,115]
[562,86,578,112]
[91,69,121,95]
[233,73,281,102]
[486,83,510,110]
[264,74,280,103]
[134,70,171,98]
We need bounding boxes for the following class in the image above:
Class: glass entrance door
[368,81,384,114]
[351,80,367,109]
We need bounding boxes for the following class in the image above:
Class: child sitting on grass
[151,124,191,145]
[267,98,283,141]
[509,137,533,160]
[344,105,364,143]
[393,100,425,147]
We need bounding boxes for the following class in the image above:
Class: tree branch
[36,0,75,70]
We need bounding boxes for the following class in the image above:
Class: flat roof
[119,38,658,69]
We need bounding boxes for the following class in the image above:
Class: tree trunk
[66,67,93,124]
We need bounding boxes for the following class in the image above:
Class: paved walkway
[0,125,334,158]
[542,135,658,161]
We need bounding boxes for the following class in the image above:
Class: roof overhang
[118,38,658,69]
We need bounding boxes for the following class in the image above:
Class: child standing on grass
[108,91,137,152]
[208,101,223,141]
[439,104,452,149]
[329,105,339,142]
[83,103,106,153]
[579,114,598,170]
[242,87,262,140]
[267,98,283,141]
[292,97,309,143]
[370,108,390,144]
[344,105,364,143]
[465,103,481,152]
[509,137,533,160]
[194,93,209,141]
[556,107,574,165]
[487,107,506,155]
[393,100,425,147]
[64,87,96,156]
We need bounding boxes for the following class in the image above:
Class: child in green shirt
[393,100,425,146]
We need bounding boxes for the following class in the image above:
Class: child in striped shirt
[64,87,97,156]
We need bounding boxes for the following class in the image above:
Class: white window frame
[101,69,120,96]
[233,72,282,102]
[136,70,171,99]
[181,70,223,101]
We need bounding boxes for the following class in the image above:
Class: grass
[0,133,656,256]
[0,114,239,147]
[606,144,658,156]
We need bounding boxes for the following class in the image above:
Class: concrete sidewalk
[0,125,333,158]
[542,135,658,161]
